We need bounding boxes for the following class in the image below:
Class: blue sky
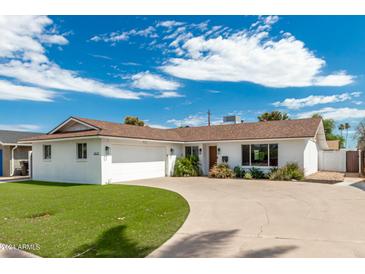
[0,16,364,147]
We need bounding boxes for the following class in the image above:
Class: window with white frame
[43,145,51,160]
[185,146,199,157]
[241,144,278,167]
[77,143,87,160]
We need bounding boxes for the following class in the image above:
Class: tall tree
[344,122,351,148]
[258,111,289,121]
[355,119,365,149]
[124,116,145,126]
[338,123,345,137]
[312,114,345,148]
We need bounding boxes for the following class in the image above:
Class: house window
[251,144,268,166]
[185,146,199,157]
[269,144,278,166]
[43,145,51,160]
[77,143,87,159]
[241,144,278,167]
[242,145,250,166]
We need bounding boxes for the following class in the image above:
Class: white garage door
[109,144,166,182]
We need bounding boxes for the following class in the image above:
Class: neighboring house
[22,116,328,184]
[0,130,42,177]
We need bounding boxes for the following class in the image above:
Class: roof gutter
[20,135,313,144]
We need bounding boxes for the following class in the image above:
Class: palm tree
[344,123,351,148]
[338,123,345,137]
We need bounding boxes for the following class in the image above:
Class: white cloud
[154,91,183,98]
[90,26,157,44]
[0,16,145,100]
[40,34,68,45]
[167,114,207,127]
[207,89,222,94]
[273,92,362,109]
[157,20,185,28]
[0,16,52,58]
[0,79,54,102]
[0,61,142,99]
[167,113,221,127]
[161,22,354,88]
[296,107,365,120]
[251,15,279,32]
[147,124,169,129]
[0,124,41,132]
[89,54,112,60]
[312,72,354,87]
[131,71,181,91]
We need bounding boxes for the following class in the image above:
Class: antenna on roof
[208,110,211,126]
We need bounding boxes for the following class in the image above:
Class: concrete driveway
[121,177,365,258]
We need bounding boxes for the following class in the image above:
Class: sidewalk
[0,176,30,183]
[335,176,365,190]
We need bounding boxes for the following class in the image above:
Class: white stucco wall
[303,139,319,175]
[319,150,346,172]
[32,139,102,184]
[201,139,309,175]
[166,143,184,176]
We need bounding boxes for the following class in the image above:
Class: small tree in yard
[124,116,145,126]
[258,111,289,121]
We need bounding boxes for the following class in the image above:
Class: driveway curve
[120,177,365,258]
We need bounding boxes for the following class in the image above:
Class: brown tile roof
[22,116,322,143]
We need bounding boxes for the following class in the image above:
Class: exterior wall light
[170,148,174,154]
[217,147,221,154]
[105,146,111,156]
[199,148,202,154]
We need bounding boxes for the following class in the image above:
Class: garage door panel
[109,144,166,182]
[112,144,165,163]
[110,161,165,182]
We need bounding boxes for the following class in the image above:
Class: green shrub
[209,164,235,179]
[233,166,245,178]
[173,156,200,177]
[269,162,304,181]
[249,167,265,179]
[244,172,253,180]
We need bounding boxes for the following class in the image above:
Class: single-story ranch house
[22,116,328,184]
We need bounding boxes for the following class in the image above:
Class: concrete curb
[0,245,40,258]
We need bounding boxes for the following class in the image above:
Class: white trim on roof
[1,142,32,146]
[20,134,313,144]
[48,117,100,135]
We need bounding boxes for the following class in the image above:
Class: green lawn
[0,181,189,258]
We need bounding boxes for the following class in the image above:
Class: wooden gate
[346,151,359,173]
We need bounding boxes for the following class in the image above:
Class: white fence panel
[319,150,346,172]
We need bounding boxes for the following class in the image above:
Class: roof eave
[47,116,101,135]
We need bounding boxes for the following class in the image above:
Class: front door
[209,146,217,170]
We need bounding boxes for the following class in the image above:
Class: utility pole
[208,110,211,126]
